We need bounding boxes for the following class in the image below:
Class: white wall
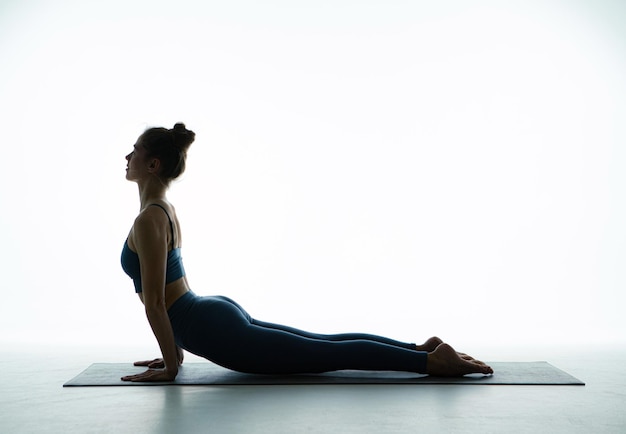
[1,0,625,350]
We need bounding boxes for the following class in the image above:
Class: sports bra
[121,204,186,293]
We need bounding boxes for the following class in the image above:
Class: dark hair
[140,123,195,182]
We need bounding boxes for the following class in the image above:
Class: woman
[120,123,493,382]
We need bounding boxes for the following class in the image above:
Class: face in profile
[125,139,151,182]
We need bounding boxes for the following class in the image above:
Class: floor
[2,342,625,433]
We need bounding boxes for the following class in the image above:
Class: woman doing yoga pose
[120,123,493,382]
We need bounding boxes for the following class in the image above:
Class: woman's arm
[122,208,179,382]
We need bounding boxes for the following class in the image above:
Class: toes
[469,359,493,374]
[480,364,494,374]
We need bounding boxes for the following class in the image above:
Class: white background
[1,0,624,351]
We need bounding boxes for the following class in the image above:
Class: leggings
[167,291,427,375]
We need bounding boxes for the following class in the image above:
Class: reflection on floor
[2,343,625,433]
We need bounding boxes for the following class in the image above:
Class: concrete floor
[1,342,625,433]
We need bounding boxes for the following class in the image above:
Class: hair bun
[171,123,195,151]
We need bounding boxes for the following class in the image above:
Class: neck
[137,177,169,210]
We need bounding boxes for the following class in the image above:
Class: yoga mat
[63,361,584,387]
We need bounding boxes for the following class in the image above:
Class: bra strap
[149,203,176,248]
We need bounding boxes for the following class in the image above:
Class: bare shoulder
[131,201,181,250]
[131,206,170,241]
[134,206,166,227]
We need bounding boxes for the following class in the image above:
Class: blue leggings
[167,291,427,375]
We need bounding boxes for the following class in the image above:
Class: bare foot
[427,343,493,377]
[415,336,443,352]
[415,338,475,361]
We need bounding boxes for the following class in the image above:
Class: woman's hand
[121,367,178,383]
[134,349,183,369]
[134,358,166,369]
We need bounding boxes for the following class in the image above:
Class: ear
[147,158,161,173]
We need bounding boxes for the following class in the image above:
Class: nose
[126,152,131,161]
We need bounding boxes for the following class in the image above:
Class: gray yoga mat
[63,361,584,386]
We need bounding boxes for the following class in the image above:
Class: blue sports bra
[121,204,186,293]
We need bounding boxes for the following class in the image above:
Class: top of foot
[427,343,493,377]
